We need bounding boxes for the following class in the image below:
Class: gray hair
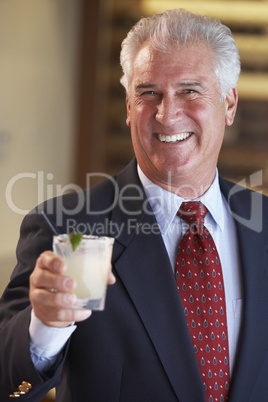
[120,8,241,100]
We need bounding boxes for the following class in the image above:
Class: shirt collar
[137,166,225,235]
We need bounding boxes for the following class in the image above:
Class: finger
[31,289,92,326]
[31,270,77,294]
[108,271,116,285]
[37,251,66,274]
[42,308,92,327]
[31,288,77,309]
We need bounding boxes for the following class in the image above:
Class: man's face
[126,41,237,196]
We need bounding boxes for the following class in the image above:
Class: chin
[159,159,191,176]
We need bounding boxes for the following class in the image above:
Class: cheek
[187,101,225,130]
[131,106,155,131]
[186,100,210,117]
[183,101,207,126]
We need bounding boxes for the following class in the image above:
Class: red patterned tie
[175,201,230,402]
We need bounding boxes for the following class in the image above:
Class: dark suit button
[18,385,29,394]
[22,381,32,389]
[9,393,20,398]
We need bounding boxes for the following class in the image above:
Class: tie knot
[177,201,207,225]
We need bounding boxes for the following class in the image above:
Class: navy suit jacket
[0,159,268,401]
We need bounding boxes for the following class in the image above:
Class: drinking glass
[53,235,114,310]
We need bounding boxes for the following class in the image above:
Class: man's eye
[184,89,198,94]
[142,91,157,96]
[139,91,161,101]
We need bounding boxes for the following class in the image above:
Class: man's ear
[126,93,131,127]
[225,87,238,126]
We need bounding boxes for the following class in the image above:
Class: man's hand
[29,251,116,328]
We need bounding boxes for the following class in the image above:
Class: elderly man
[1,8,267,402]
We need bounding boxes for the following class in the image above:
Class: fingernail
[63,293,75,306]
[63,277,76,291]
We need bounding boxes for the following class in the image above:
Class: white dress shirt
[138,167,243,375]
[30,167,243,375]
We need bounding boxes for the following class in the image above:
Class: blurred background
[0,1,267,399]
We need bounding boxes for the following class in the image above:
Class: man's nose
[155,97,183,126]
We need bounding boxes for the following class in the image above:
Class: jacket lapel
[220,178,268,400]
[108,165,268,400]
[110,161,205,401]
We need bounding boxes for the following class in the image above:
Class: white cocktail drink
[53,235,114,310]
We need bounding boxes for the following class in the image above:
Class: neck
[142,170,216,199]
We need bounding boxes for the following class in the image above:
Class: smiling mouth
[158,132,192,143]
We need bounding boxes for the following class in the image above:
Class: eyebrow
[135,81,205,90]
[135,84,157,90]
[179,81,205,89]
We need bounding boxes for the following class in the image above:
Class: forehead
[131,41,216,86]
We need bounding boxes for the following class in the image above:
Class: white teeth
[158,132,192,143]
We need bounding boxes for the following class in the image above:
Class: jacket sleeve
[0,208,68,401]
